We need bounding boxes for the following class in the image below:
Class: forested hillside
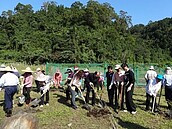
[0,1,172,64]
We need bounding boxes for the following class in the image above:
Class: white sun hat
[149,66,154,70]
[115,65,121,70]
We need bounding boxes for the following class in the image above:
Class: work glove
[89,82,93,86]
[109,84,112,90]
[40,87,44,91]
[127,87,131,92]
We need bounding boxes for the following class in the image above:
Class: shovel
[90,84,105,108]
[77,87,91,110]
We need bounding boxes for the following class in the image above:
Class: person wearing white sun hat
[21,67,34,106]
[163,67,172,110]
[110,64,125,110]
[145,66,157,84]
[0,66,19,117]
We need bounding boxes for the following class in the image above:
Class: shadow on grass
[133,93,146,97]
[0,100,4,107]
[56,94,71,107]
[114,116,150,129]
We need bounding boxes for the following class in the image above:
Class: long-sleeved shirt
[0,72,19,87]
[84,73,99,87]
[145,70,157,81]
[124,69,135,86]
[106,71,114,86]
[23,73,33,87]
[163,74,172,87]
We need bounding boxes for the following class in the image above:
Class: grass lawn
[0,86,171,129]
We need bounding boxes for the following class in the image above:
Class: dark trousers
[125,85,136,112]
[86,86,96,105]
[23,87,31,104]
[165,86,172,109]
[4,86,17,113]
[107,85,115,106]
[146,93,157,110]
[40,89,49,105]
[66,86,70,101]
[35,80,40,93]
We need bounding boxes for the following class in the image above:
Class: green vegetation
[0,1,172,64]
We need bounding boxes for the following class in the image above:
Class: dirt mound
[87,108,111,118]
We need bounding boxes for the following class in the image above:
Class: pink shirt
[23,73,33,87]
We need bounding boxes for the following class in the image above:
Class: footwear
[40,105,43,107]
[123,110,128,112]
[72,106,77,110]
[145,108,150,111]
[6,113,12,117]
[5,110,12,117]
[131,111,137,115]
[46,103,49,106]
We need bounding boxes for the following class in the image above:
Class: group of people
[0,64,52,117]
[145,66,172,113]
[64,66,103,109]
[0,63,172,117]
[106,63,137,114]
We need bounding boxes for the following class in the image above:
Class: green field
[0,86,171,129]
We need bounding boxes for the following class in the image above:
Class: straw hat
[3,66,13,72]
[149,66,154,70]
[115,65,121,70]
[22,67,33,72]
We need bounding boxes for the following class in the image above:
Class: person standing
[0,66,19,117]
[106,66,114,107]
[121,63,137,114]
[35,68,42,93]
[146,74,163,112]
[22,67,34,106]
[53,69,62,89]
[145,66,157,84]
[37,70,51,107]
[163,67,172,110]
[110,64,125,110]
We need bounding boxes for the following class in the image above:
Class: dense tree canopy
[0,1,172,64]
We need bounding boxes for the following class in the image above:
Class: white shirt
[0,72,19,87]
[146,79,161,96]
[163,73,172,87]
[145,70,157,81]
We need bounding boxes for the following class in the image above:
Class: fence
[45,63,165,86]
